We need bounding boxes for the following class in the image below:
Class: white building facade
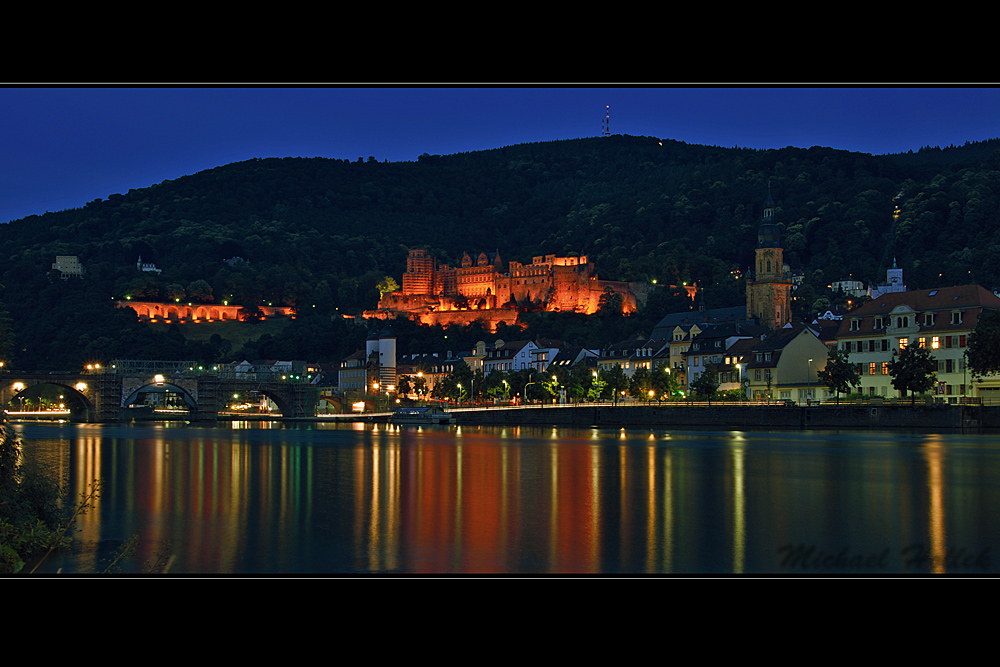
[835,284,1000,402]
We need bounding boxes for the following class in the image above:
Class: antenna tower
[602,105,610,136]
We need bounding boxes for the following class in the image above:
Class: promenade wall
[451,403,999,430]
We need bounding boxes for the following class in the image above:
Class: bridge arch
[228,387,293,416]
[4,380,97,422]
[123,382,198,412]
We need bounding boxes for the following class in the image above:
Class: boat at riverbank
[389,406,456,425]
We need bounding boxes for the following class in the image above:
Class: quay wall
[451,404,999,430]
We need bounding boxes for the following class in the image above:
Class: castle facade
[367,249,637,330]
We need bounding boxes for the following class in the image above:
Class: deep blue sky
[2,86,999,224]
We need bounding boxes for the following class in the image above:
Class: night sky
[2,86,999,225]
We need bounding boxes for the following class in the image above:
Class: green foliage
[691,365,720,401]
[598,287,624,315]
[816,347,861,403]
[0,426,66,573]
[587,369,607,402]
[27,479,102,574]
[628,366,653,400]
[376,276,399,299]
[651,365,680,400]
[605,364,629,404]
[966,309,1000,379]
[887,345,937,400]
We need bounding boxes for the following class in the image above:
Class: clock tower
[746,189,793,330]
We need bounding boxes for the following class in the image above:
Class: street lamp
[807,358,813,404]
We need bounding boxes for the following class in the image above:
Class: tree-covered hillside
[1,134,999,370]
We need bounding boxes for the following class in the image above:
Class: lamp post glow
[807,358,813,403]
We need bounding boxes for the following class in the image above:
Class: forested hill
[2,133,1000,371]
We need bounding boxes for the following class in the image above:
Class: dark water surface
[14,420,1000,575]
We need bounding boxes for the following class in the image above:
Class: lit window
[899,338,908,351]
[932,336,940,349]
[869,362,877,375]
[918,337,926,348]
[882,362,889,375]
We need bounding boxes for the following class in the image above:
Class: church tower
[746,188,793,329]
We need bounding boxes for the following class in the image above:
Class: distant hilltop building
[52,255,84,279]
[830,279,867,298]
[869,259,906,299]
[117,299,294,323]
[137,256,162,273]
[366,248,638,331]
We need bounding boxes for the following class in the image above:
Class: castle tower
[746,188,793,329]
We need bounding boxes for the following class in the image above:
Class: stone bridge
[0,362,319,422]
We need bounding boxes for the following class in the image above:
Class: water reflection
[13,422,1000,575]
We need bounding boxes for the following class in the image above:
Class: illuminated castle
[366,249,637,330]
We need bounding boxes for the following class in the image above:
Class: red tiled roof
[836,284,1000,338]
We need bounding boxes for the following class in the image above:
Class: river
[13,420,1000,576]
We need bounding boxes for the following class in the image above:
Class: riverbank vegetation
[0,425,65,573]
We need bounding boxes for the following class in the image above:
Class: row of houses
[339,282,1000,404]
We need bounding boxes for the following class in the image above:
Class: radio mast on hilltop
[602,105,610,136]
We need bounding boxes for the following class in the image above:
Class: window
[952,311,964,325]
[932,336,940,349]
[869,362,877,375]
[960,335,967,347]
[899,338,908,351]
[875,317,884,329]
[918,337,926,348]
[882,362,889,375]
[850,319,861,331]
[926,313,936,326]
[755,370,762,381]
